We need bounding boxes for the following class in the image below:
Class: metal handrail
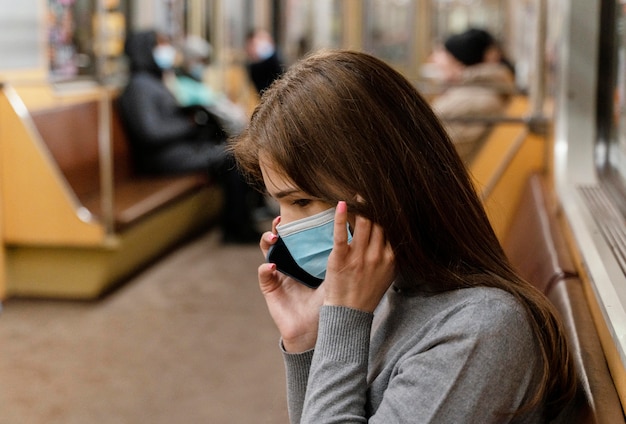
[415,81,525,97]
[441,113,549,135]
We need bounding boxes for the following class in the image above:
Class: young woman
[232,50,576,423]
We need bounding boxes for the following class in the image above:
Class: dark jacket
[247,51,284,94]
[118,30,226,175]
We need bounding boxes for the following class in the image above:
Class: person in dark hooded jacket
[118,30,260,243]
[245,29,284,94]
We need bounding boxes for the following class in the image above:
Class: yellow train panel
[0,85,106,246]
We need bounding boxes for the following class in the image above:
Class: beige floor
[0,229,289,424]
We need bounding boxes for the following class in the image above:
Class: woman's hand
[323,201,396,313]
[259,217,325,353]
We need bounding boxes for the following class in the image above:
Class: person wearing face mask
[172,35,248,137]
[244,29,285,95]
[231,50,577,423]
[118,30,261,243]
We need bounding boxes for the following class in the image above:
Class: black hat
[444,28,495,66]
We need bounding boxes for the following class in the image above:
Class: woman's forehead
[259,156,297,192]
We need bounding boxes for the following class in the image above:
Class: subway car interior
[1,0,626,422]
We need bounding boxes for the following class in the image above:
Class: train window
[282,0,344,63]
[364,0,417,67]
[594,0,626,213]
[0,0,44,72]
[430,0,506,40]
[554,0,626,374]
[603,0,626,189]
[48,0,128,84]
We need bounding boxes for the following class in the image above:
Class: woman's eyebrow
[273,188,301,199]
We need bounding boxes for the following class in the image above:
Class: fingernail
[267,263,276,271]
[337,201,347,213]
[268,233,278,242]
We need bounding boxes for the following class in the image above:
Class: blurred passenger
[232,50,576,423]
[172,35,249,136]
[118,30,260,243]
[296,36,312,59]
[429,28,516,163]
[245,29,284,94]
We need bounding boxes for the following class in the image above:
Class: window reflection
[364,0,415,66]
[283,0,343,64]
[48,0,127,84]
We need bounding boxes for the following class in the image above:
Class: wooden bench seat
[78,174,209,230]
[0,84,222,298]
[29,99,212,231]
[503,173,577,294]
[503,173,625,423]
[468,95,545,239]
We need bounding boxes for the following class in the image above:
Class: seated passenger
[232,50,576,423]
[428,28,516,163]
[244,29,284,94]
[172,35,249,136]
[118,30,259,243]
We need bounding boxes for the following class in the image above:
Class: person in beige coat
[429,28,516,163]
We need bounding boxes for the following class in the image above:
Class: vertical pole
[98,90,115,236]
[343,0,363,51]
[213,0,226,92]
[530,0,547,117]
[0,83,6,300]
[187,0,206,36]
[95,0,106,83]
[413,0,431,81]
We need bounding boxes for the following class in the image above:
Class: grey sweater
[283,286,546,423]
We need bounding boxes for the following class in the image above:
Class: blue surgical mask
[153,44,177,70]
[255,40,275,60]
[277,208,352,279]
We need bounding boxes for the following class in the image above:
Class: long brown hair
[232,49,575,418]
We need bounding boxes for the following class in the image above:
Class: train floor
[0,228,290,424]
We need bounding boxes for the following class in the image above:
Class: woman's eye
[292,199,311,207]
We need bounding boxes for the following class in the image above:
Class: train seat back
[503,173,625,423]
[29,98,212,230]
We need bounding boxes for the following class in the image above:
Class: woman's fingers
[333,201,349,247]
[327,201,395,312]
[272,215,281,232]
[260,216,281,257]
[258,262,279,294]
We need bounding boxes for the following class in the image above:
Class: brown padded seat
[503,172,625,423]
[30,101,103,198]
[80,174,209,230]
[503,173,577,294]
[548,278,625,424]
[30,99,211,231]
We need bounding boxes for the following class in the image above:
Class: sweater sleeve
[290,295,542,424]
[282,345,313,423]
[299,306,374,423]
